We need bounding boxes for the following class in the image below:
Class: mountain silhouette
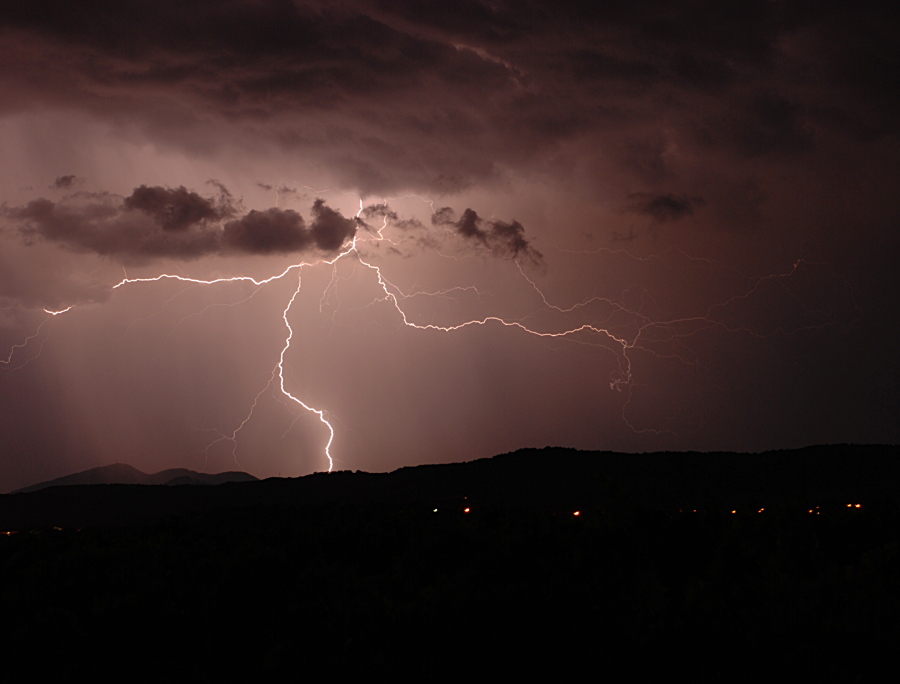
[13,463,257,493]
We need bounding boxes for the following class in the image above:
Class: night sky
[1,1,897,492]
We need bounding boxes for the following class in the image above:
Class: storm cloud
[7,193,221,262]
[1,1,893,198]
[222,202,359,255]
[628,193,704,223]
[52,175,78,190]
[222,208,312,255]
[5,188,359,262]
[432,207,542,263]
[309,198,359,252]
[123,185,233,232]
[1,0,898,495]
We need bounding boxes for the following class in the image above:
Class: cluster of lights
[431,504,867,517]
[0,502,871,537]
[680,505,863,514]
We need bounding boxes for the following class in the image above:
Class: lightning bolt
[0,306,72,370]
[106,234,359,472]
[1,195,859,476]
[277,272,336,471]
[1,319,51,370]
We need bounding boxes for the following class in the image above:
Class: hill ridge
[13,463,257,494]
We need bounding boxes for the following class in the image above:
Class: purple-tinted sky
[1,1,897,491]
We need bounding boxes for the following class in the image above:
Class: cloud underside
[5,186,360,262]
[4,184,539,265]
[0,1,893,197]
[628,193,704,222]
[432,207,542,263]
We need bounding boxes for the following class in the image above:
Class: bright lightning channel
[1,306,73,370]
[1,198,855,475]
[110,232,359,473]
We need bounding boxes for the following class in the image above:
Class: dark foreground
[1,446,898,680]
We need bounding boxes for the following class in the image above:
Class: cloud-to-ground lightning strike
[277,273,336,471]
[1,195,857,475]
[1,320,52,370]
[1,306,74,371]
[105,229,360,472]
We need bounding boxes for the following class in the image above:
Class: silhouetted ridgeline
[1,445,898,680]
[11,463,258,494]
[1,445,898,529]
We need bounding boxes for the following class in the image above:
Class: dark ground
[1,445,898,680]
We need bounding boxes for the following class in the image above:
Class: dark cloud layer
[1,1,899,490]
[123,185,233,231]
[432,207,542,263]
[7,192,222,261]
[1,1,894,198]
[309,198,359,252]
[222,208,312,255]
[5,184,539,266]
[628,193,704,223]
[222,202,359,255]
[4,188,358,262]
[52,175,78,190]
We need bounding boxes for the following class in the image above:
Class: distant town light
[464,507,470,513]
[573,511,581,517]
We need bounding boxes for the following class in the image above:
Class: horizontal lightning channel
[1,198,855,474]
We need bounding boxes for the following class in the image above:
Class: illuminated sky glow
[1,1,897,491]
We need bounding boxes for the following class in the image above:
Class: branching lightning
[1,195,858,476]
[1,317,53,370]
[1,306,73,370]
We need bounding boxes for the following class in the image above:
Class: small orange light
[731,510,736,514]
[855,504,861,508]
[758,508,764,513]
[573,511,581,517]
[464,507,470,513]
